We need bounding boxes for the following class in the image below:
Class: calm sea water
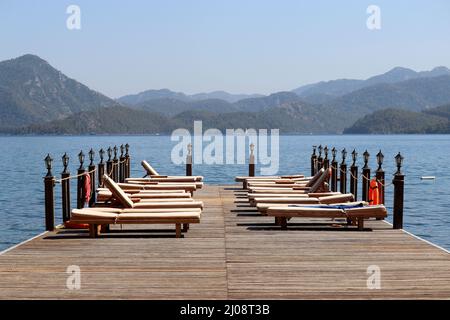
[0,135,449,252]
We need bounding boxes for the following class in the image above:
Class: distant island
[2,54,450,135]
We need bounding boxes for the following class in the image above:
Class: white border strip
[0,231,48,256]
[382,220,450,254]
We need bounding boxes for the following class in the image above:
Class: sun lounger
[101,175,203,209]
[255,194,355,213]
[71,208,201,238]
[125,178,204,189]
[247,168,330,194]
[266,202,387,230]
[141,160,203,181]
[97,189,191,202]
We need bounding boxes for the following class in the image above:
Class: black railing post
[125,143,130,179]
[77,151,86,209]
[311,145,317,176]
[119,144,125,182]
[112,146,119,182]
[330,147,338,192]
[340,148,347,194]
[362,150,371,202]
[376,150,385,205]
[106,147,113,178]
[88,149,96,207]
[350,149,358,200]
[393,153,405,229]
[61,153,71,223]
[317,145,323,170]
[186,143,193,176]
[44,154,55,231]
[98,148,105,187]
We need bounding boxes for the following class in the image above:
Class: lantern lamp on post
[318,145,323,158]
[376,150,384,171]
[363,150,370,169]
[88,149,95,166]
[331,147,337,162]
[395,152,404,174]
[324,146,329,160]
[99,148,105,164]
[62,153,69,174]
[341,148,347,165]
[120,144,124,157]
[113,146,118,161]
[312,145,317,156]
[107,147,112,161]
[44,154,53,177]
[351,149,357,166]
[125,143,129,157]
[78,151,85,170]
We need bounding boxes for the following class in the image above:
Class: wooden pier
[0,185,449,299]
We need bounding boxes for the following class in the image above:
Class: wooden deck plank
[0,185,449,299]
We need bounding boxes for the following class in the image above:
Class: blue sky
[1,0,449,98]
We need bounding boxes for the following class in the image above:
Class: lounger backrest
[309,168,330,193]
[141,160,159,176]
[305,168,325,187]
[103,174,134,208]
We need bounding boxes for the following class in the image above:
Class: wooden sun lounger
[113,182,197,194]
[255,194,355,213]
[101,175,203,210]
[141,160,203,181]
[247,192,341,200]
[247,168,330,194]
[125,179,204,189]
[235,174,305,182]
[97,190,191,202]
[71,208,201,238]
[266,204,387,231]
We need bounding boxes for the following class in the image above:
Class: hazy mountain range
[2,54,450,134]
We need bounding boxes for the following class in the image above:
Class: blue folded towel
[288,203,364,210]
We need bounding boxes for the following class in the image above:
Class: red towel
[84,173,91,204]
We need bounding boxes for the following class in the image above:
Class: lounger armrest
[151,175,168,178]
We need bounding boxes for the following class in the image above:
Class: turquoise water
[0,135,449,251]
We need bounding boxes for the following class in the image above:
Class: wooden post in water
[125,143,130,179]
[106,147,113,178]
[249,143,255,177]
[98,148,105,187]
[393,152,405,229]
[340,148,347,194]
[317,145,323,171]
[76,151,86,209]
[323,146,329,170]
[311,145,317,176]
[350,149,358,200]
[88,149,96,207]
[44,154,55,231]
[376,150,385,205]
[330,147,338,192]
[61,153,71,223]
[362,150,370,202]
[112,146,119,182]
[186,143,192,176]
